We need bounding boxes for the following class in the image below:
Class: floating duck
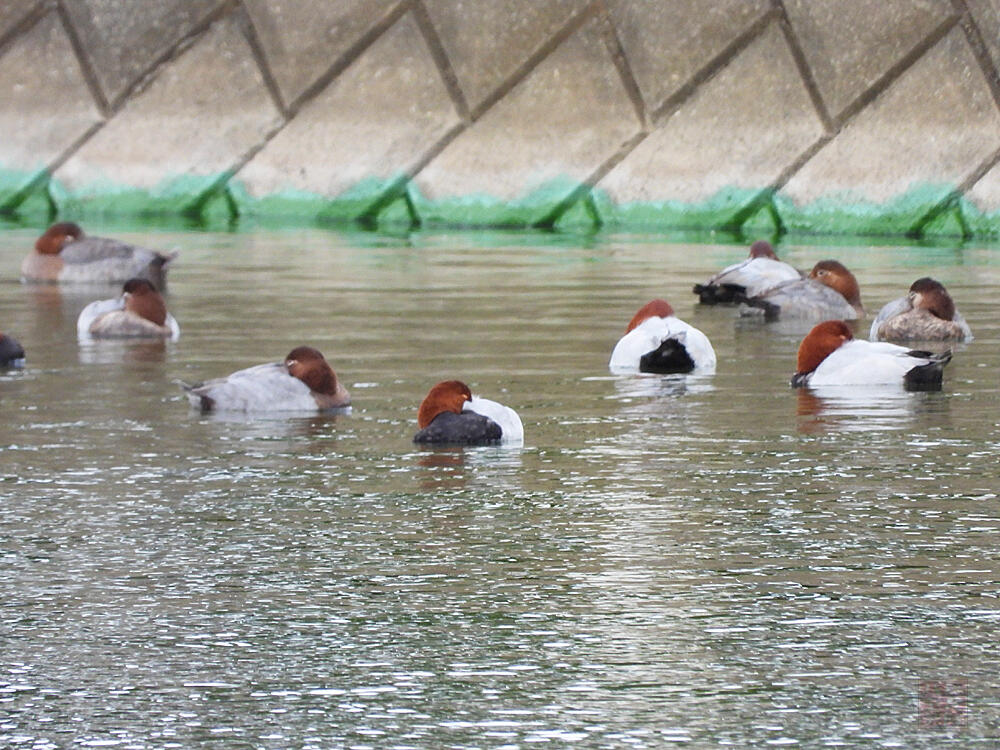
[181,346,350,413]
[23,222,176,288]
[738,260,863,321]
[0,331,25,368]
[609,299,716,374]
[413,380,523,445]
[791,320,951,390]
[693,240,801,304]
[77,278,180,340]
[870,277,972,342]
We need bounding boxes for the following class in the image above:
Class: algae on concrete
[773,183,959,237]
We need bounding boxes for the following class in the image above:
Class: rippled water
[2,225,1000,747]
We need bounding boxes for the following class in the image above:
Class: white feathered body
[464,396,524,445]
[77,296,180,340]
[609,315,716,373]
[803,340,943,386]
[706,257,802,297]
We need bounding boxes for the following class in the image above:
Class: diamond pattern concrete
[0,0,40,41]
[244,0,402,107]
[0,10,102,206]
[966,0,1000,77]
[781,27,1000,206]
[61,0,223,105]
[52,17,281,212]
[783,0,954,120]
[606,0,770,113]
[234,11,461,218]
[597,21,823,223]
[422,0,590,111]
[411,16,641,225]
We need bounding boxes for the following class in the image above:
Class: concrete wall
[3,0,1000,237]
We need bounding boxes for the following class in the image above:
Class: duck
[737,259,863,321]
[413,380,524,446]
[870,277,972,342]
[77,278,180,340]
[609,299,716,374]
[181,346,350,413]
[791,320,951,390]
[22,222,177,288]
[0,331,25,368]
[693,240,802,304]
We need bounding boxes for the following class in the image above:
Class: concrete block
[784,0,954,121]
[422,0,590,111]
[244,0,401,107]
[51,17,281,216]
[778,27,1000,235]
[966,0,1000,76]
[606,0,770,113]
[962,162,1000,236]
[232,11,461,221]
[595,21,824,229]
[411,17,641,227]
[0,10,102,210]
[61,0,223,106]
[0,0,39,40]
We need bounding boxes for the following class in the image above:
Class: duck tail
[790,371,809,388]
[733,291,780,320]
[638,336,695,374]
[154,250,179,268]
[903,349,952,391]
[175,378,215,411]
[145,251,178,291]
[693,282,746,305]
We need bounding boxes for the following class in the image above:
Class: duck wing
[870,296,910,339]
[181,363,317,412]
[741,278,858,320]
[695,258,801,303]
[62,237,176,286]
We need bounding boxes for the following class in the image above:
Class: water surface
[2,227,999,747]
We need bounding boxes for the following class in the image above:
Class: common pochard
[0,331,25,368]
[182,346,350,413]
[609,299,716,374]
[693,240,801,304]
[23,222,176,288]
[77,278,180,340]
[413,380,523,446]
[870,277,972,342]
[738,260,863,321]
[791,320,951,390]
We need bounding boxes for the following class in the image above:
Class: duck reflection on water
[78,338,171,365]
[796,386,949,433]
[607,371,715,403]
[414,442,524,491]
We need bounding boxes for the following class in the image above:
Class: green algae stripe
[958,196,1000,238]
[0,165,48,211]
[406,177,583,228]
[48,174,225,217]
[229,176,401,222]
[591,186,764,230]
[773,183,958,237]
[12,167,1000,239]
